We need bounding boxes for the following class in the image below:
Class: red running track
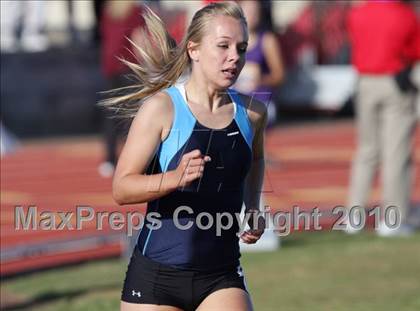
[1,120,419,276]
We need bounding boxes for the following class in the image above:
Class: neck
[184,76,228,112]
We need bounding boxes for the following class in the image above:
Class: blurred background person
[0,0,48,53]
[346,0,419,236]
[234,0,284,127]
[64,0,105,46]
[92,0,107,46]
[98,0,144,178]
[0,122,20,157]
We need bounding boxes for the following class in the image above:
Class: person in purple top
[235,0,284,126]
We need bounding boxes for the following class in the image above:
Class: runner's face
[192,15,248,89]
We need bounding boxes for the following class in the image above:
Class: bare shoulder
[135,90,173,128]
[138,91,173,121]
[237,93,267,130]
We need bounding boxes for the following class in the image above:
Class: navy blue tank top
[136,83,254,271]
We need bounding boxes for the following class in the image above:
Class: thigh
[122,245,193,310]
[196,287,253,311]
[355,78,382,150]
[121,301,183,311]
[382,80,416,159]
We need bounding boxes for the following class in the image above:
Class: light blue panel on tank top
[159,85,196,172]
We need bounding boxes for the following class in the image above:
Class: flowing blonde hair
[100,1,247,118]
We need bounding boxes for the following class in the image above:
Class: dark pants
[102,75,131,165]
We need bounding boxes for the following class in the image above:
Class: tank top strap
[160,85,196,172]
[227,89,254,150]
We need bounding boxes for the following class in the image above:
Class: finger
[186,173,202,182]
[239,234,250,243]
[185,169,203,181]
[188,157,212,169]
[248,232,263,240]
[186,152,211,165]
[240,235,257,244]
[193,155,212,164]
[240,232,255,242]
[188,158,206,167]
[182,156,206,170]
[181,158,192,169]
[243,238,258,244]
[246,237,258,244]
[241,231,260,242]
[243,233,259,241]
[184,149,202,160]
[248,229,264,237]
[185,166,204,175]
[180,160,200,173]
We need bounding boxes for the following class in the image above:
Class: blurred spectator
[155,2,186,44]
[0,0,48,53]
[202,0,223,5]
[235,0,284,126]
[312,1,351,65]
[63,0,100,46]
[346,0,419,236]
[279,1,351,69]
[98,0,144,178]
[93,0,106,45]
[0,122,20,156]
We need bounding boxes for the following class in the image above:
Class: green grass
[2,231,420,311]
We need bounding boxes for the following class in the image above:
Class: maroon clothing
[348,1,419,74]
[100,5,143,77]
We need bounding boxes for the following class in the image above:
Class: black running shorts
[121,245,249,311]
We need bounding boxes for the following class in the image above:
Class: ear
[187,41,200,62]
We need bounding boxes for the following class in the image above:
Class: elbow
[112,175,148,205]
[112,187,127,206]
[113,190,145,206]
[274,70,285,86]
[112,177,129,205]
[264,71,284,88]
[278,74,285,86]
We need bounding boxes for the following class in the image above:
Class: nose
[228,47,240,63]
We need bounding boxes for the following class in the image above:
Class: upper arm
[262,32,284,83]
[113,91,173,181]
[240,94,267,160]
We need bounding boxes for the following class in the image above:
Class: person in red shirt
[346,0,419,236]
[98,1,144,178]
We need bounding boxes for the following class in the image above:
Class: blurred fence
[1,48,105,138]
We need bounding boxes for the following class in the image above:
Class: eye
[238,46,247,54]
[218,44,229,49]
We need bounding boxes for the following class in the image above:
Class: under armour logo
[237,266,244,277]
[132,290,142,298]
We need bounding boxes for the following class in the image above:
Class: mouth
[222,68,237,79]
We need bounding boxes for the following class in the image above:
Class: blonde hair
[100,1,247,118]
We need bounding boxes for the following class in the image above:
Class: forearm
[243,158,266,231]
[260,72,284,88]
[244,158,265,212]
[113,171,178,205]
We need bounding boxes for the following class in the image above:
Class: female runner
[106,2,267,310]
